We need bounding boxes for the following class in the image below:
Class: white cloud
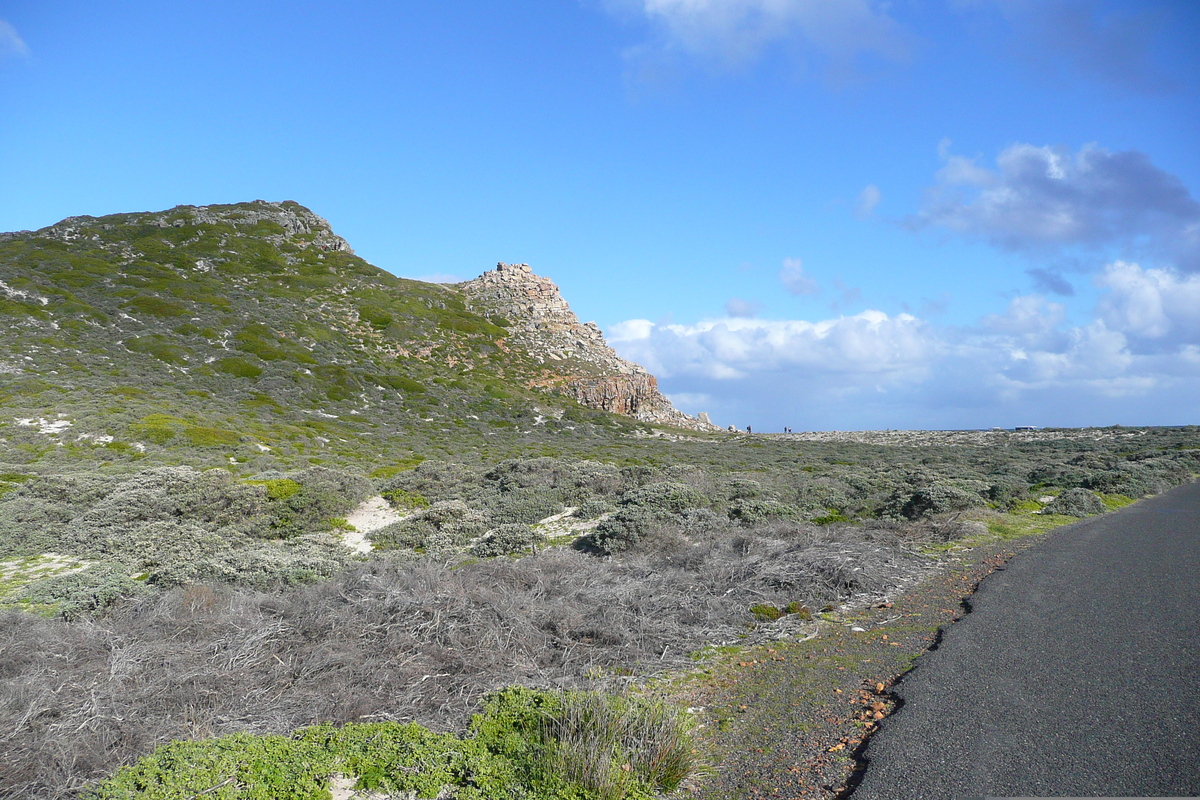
[607,269,1200,429]
[611,0,912,75]
[1095,261,1200,341]
[917,142,1200,268]
[609,309,935,382]
[779,257,818,295]
[982,294,1066,339]
[0,20,29,58]
[856,184,881,218]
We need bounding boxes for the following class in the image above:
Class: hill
[0,200,710,476]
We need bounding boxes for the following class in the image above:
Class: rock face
[460,263,715,431]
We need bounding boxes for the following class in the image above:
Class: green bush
[245,477,302,500]
[93,688,696,800]
[473,687,697,800]
[579,507,656,555]
[728,499,802,526]
[126,295,188,317]
[896,484,979,519]
[129,414,181,444]
[619,481,706,515]
[213,356,263,379]
[1040,488,1106,517]
[183,425,241,447]
[573,498,613,520]
[381,487,430,509]
[750,603,785,621]
[371,373,426,394]
[357,305,393,330]
[124,335,189,365]
[20,563,147,620]
[486,488,564,525]
[471,523,544,557]
[370,500,486,551]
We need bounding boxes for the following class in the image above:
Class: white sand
[341,496,408,555]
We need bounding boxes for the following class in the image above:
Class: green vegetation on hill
[0,201,647,475]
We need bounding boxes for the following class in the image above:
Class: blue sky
[2,1,1199,430]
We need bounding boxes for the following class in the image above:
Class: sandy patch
[328,775,394,800]
[341,496,409,555]
[533,506,611,541]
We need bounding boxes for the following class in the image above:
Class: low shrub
[1040,488,1106,517]
[154,537,351,590]
[245,477,302,500]
[475,687,697,800]
[486,488,564,526]
[213,356,263,379]
[470,523,543,558]
[357,305,393,330]
[896,484,980,519]
[676,508,727,537]
[380,487,430,509]
[619,481,705,515]
[20,563,147,620]
[92,724,514,800]
[750,603,785,622]
[728,499,802,526]
[578,507,656,555]
[95,688,696,800]
[573,498,613,520]
[370,500,487,552]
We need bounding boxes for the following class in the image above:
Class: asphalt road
[851,480,1200,800]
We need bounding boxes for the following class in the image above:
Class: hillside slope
[0,200,708,473]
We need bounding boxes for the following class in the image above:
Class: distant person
[747,425,752,433]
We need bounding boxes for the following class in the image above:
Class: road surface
[851,480,1200,799]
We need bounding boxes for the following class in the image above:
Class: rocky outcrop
[460,263,717,431]
[30,200,354,256]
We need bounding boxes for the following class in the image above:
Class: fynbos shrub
[1040,488,1106,517]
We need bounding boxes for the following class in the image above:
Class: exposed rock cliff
[460,263,715,431]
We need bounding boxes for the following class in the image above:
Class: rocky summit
[460,262,713,431]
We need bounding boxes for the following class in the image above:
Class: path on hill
[850,481,1200,799]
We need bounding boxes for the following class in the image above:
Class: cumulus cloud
[1095,261,1200,342]
[0,20,29,58]
[917,142,1200,268]
[779,257,818,295]
[606,264,1200,429]
[724,297,764,318]
[610,0,912,77]
[609,309,935,383]
[856,184,881,218]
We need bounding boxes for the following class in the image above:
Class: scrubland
[1,427,1197,798]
